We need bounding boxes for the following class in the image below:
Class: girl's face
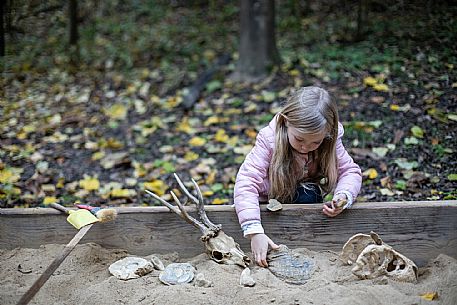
[286,125,327,155]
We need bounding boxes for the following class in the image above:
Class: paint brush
[75,204,118,223]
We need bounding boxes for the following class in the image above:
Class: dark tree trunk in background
[0,0,5,56]
[233,0,280,81]
[69,0,78,46]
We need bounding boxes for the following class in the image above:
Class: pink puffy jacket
[234,115,362,227]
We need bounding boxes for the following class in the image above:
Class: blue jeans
[292,184,323,204]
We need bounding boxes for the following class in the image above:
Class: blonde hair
[268,86,339,202]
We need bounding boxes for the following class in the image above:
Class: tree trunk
[0,0,5,56]
[233,0,280,81]
[69,0,78,46]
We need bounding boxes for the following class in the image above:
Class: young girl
[234,86,362,267]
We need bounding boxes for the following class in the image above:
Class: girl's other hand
[248,233,279,267]
[322,194,347,217]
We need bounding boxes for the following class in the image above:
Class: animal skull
[146,173,250,268]
[352,243,418,282]
[204,230,250,267]
[341,232,418,282]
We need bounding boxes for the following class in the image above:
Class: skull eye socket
[212,250,228,261]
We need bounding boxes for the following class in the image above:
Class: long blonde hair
[268,86,339,202]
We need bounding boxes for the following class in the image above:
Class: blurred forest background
[0,0,456,208]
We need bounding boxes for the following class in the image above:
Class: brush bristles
[95,208,118,223]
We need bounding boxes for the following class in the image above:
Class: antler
[145,173,221,238]
[173,173,222,232]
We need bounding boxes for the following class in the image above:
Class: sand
[1,243,456,305]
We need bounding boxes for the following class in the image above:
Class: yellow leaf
[245,129,258,139]
[214,129,229,143]
[390,104,400,111]
[373,83,389,92]
[189,137,206,147]
[43,196,58,205]
[212,198,229,205]
[164,95,182,109]
[0,167,22,184]
[363,76,377,87]
[420,292,438,301]
[362,168,378,179]
[203,190,214,196]
[176,117,194,134]
[106,104,127,120]
[91,151,106,161]
[204,116,220,126]
[289,69,300,76]
[184,151,199,161]
[56,178,65,188]
[205,171,217,184]
[79,176,100,191]
[111,189,136,198]
[133,162,147,178]
[144,180,168,196]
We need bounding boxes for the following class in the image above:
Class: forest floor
[1,1,456,208]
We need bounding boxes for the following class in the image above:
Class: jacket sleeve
[234,127,272,227]
[333,122,362,206]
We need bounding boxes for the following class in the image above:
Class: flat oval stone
[159,263,196,285]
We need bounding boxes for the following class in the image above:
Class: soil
[1,243,456,305]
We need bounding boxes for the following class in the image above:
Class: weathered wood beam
[1,201,456,266]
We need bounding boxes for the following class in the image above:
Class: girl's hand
[322,193,347,217]
[248,233,279,267]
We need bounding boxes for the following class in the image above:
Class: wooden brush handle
[48,203,70,214]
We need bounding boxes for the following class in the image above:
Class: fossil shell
[267,245,315,285]
[159,263,196,285]
[109,257,154,280]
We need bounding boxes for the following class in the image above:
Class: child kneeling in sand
[234,86,362,267]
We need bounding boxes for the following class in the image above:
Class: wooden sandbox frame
[1,201,456,266]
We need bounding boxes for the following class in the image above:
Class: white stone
[240,268,255,287]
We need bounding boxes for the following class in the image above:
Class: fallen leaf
[144,180,168,196]
[372,147,388,158]
[379,188,394,196]
[111,189,136,198]
[420,292,438,301]
[362,168,378,179]
[411,126,424,138]
[212,198,229,205]
[189,137,206,147]
[106,103,128,120]
[43,196,58,205]
[79,176,100,191]
[394,159,419,170]
[184,151,199,161]
[373,83,389,92]
[363,76,377,87]
[448,174,457,181]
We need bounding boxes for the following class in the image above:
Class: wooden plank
[1,201,456,266]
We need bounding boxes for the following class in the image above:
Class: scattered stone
[240,268,255,287]
[267,199,283,212]
[149,255,165,271]
[193,273,214,288]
